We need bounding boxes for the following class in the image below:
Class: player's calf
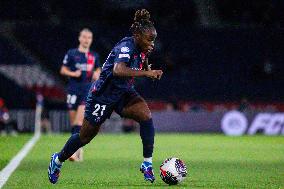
[69,125,82,162]
[139,118,155,183]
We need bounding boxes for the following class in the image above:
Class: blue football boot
[48,153,62,184]
[140,161,155,183]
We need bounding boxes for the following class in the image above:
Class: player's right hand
[73,70,82,78]
[146,70,163,80]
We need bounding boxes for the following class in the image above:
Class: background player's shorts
[84,89,139,126]
[66,92,85,110]
[66,83,91,110]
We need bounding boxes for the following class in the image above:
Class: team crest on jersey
[121,47,130,53]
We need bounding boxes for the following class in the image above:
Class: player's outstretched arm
[113,62,163,79]
[60,66,81,78]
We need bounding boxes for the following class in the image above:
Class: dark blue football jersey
[92,37,144,97]
[84,37,145,125]
[62,48,100,93]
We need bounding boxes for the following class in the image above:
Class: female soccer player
[60,28,101,161]
[48,9,163,184]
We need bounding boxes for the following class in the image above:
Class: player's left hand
[146,70,163,80]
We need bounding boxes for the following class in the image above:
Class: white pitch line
[0,133,40,188]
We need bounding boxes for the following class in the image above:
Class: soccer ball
[159,157,187,185]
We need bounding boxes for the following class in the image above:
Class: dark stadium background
[0,1,284,189]
[0,0,284,133]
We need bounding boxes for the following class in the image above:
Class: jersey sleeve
[113,43,134,65]
[62,50,72,67]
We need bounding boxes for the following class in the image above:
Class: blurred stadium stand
[0,0,284,111]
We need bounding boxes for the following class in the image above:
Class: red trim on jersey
[86,52,95,80]
[141,52,146,60]
[140,52,146,70]
[92,85,96,93]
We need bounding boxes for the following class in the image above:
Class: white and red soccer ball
[160,157,187,185]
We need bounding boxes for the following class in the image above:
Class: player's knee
[144,113,152,121]
[139,111,152,122]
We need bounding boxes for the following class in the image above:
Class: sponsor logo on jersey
[118,54,130,59]
[75,63,93,71]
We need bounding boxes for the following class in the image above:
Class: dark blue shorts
[66,83,91,110]
[84,89,139,126]
[66,92,85,110]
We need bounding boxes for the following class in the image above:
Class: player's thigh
[79,118,100,144]
[121,96,151,122]
[73,105,85,125]
[68,110,76,125]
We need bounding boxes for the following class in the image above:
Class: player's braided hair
[130,9,155,34]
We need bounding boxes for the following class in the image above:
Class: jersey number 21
[92,104,106,116]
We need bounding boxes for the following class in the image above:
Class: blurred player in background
[60,28,101,161]
[49,9,163,184]
[0,98,18,136]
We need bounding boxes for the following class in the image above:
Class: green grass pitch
[1,134,284,189]
[0,134,32,170]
